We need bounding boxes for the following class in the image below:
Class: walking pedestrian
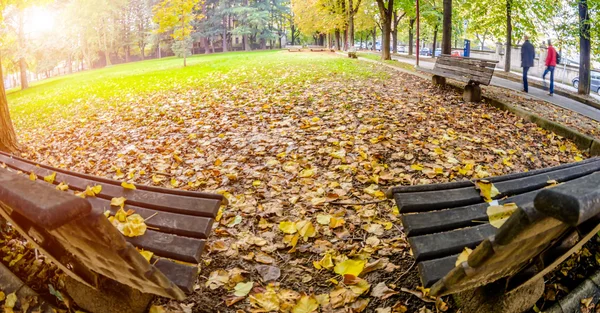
[543,40,558,96]
[521,36,535,93]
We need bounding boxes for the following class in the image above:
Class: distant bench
[388,158,600,312]
[286,45,303,52]
[308,45,327,52]
[0,151,224,313]
[418,54,498,102]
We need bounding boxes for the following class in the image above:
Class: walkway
[386,54,600,122]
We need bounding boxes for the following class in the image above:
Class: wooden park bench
[286,45,303,52]
[387,158,600,313]
[348,48,358,59]
[0,151,224,313]
[308,45,327,52]
[419,54,498,102]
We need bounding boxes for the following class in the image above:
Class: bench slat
[534,172,600,226]
[418,255,458,287]
[127,230,205,263]
[401,189,539,236]
[0,168,91,230]
[153,259,197,293]
[395,160,600,213]
[438,55,499,66]
[436,58,497,69]
[0,155,221,218]
[86,197,213,239]
[433,63,493,81]
[408,224,497,261]
[0,152,223,202]
[387,158,599,195]
[435,58,496,73]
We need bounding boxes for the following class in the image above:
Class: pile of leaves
[11,53,589,312]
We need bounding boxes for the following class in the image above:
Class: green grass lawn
[8,50,384,131]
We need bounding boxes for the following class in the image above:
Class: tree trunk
[432,26,438,58]
[376,0,393,60]
[409,18,415,55]
[579,0,591,95]
[504,0,512,72]
[18,11,28,90]
[68,55,73,74]
[392,11,398,53]
[442,0,452,55]
[372,27,377,51]
[349,0,355,49]
[0,59,19,153]
[335,30,341,50]
[222,16,229,53]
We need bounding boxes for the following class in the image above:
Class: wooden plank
[127,230,205,263]
[153,258,197,294]
[433,64,492,84]
[0,151,224,203]
[0,168,91,230]
[394,160,600,213]
[434,61,495,76]
[387,158,599,196]
[534,172,600,226]
[86,197,214,239]
[408,224,497,261]
[0,155,221,218]
[401,189,539,237]
[418,255,458,287]
[438,54,499,64]
[431,69,471,83]
[436,58,496,73]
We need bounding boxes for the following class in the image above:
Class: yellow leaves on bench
[44,172,56,184]
[29,172,36,181]
[75,185,102,198]
[487,203,519,228]
[455,247,473,266]
[476,180,500,202]
[56,182,69,191]
[121,182,137,190]
[106,198,147,237]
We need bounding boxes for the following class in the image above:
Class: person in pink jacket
[543,40,558,96]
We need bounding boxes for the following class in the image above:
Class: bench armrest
[0,168,91,230]
[534,172,600,226]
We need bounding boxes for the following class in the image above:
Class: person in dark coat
[521,36,535,93]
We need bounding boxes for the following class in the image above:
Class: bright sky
[24,7,57,35]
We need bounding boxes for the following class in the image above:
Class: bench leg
[453,277,544,313]
[432,75,446,87]
[65,275,154,313]
[463,84,482,102]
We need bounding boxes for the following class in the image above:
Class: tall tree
[442,0,451,54]
[375,0,393,60]
[153,0,203,67]
[0,2,18,152]
[579,0,591,95]
[504,0,511,72]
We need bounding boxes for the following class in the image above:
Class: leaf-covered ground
[7,51,590,313]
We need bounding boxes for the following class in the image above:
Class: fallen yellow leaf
[455,247,472,266]
[334,259,366,277]
[476,180,500,202]
[121,182,137,190]
[279,221,297,234]
[44,172,57,184]
[292,295,319,313]
[487,203,518,228]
